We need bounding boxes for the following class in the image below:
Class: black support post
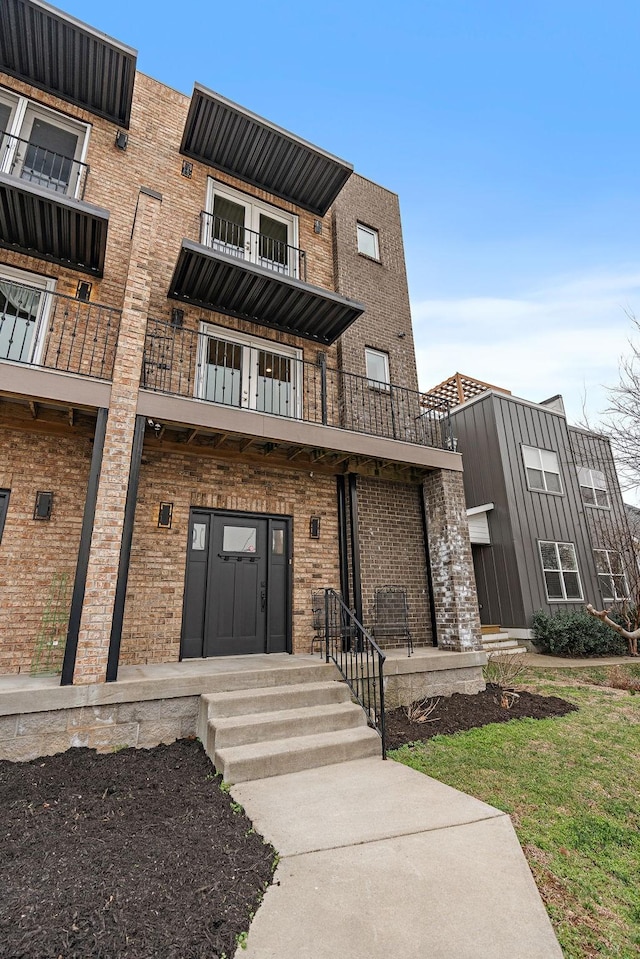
[420,483,439,647]
[336,475,350,609]
[348,472,363,624]
[106,414,146,682]
[61,408,108,686]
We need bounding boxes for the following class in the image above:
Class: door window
[192,523,207,551]
[0,266,54,364]
[222,525,257,553]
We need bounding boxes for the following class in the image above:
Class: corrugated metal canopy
[181,85,353,217]
[0,0,137,128]
[169,240,364,346]
[0,173,108,275]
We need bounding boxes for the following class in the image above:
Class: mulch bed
[0,739,275,959]
[386,683,578,750]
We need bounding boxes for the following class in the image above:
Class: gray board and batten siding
[450,391,606,630]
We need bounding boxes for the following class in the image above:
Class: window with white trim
[197,323,302,418]
[0,88,89,198]
[578,467,610,508]
[594,549,629,601]
[202,178,300,278]
[365,348,390,390]
[539,541,583,601]
[356,222,379,260]
[0,264,55,365]
[522,445,563,493]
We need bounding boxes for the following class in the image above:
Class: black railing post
[325,589,330,664]
[319,351,328,425]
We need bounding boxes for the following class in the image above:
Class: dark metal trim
[0,488,10,544]
[336,475,350,609]
[61,408,108,685]
[180,83,353,217]
[420,483,439,647]
[106,414,145,682]
[348,472,363,623]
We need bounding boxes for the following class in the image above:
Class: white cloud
[411,268,640,426]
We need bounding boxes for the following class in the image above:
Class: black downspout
[106,414,146,682]
[336,475,350,608]
[348,472,363,624]
[61,408,109,686]
[420,483,439,647]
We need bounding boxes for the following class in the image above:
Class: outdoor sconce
[34,491,53,520]
[76,281,92,302]
[171,308,184,328]
[158,502,173,529]
[309,516,321,539]
[314,219,323,234]
[115,131,128,151]
[181,160,193,178]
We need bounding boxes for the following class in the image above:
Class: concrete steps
[481,627,528,656]
[198,675,381,784]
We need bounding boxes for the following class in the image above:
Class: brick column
[72,187,162,684]
[422,469,482,651]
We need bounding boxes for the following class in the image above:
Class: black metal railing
[200,211,307,281]
[0,280,120,380]
[324,588,386,759]
[142,318,452,449]
[1,133,89,198]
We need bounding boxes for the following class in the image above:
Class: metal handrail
[142,317,452,450]
[1,132,89,199]
[324,588,386,759]
[0,280,120,380]
[200,210,307,281]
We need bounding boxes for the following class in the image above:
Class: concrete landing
[232,758,562,959]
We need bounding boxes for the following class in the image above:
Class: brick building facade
[0,0,481,686]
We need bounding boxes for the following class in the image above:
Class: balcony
[0,0,137,127]
[201,210,307,281]
[142,318,451,450]
[168,239,363,346]
[0,279,120,381]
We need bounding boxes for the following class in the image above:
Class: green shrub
[532,609,628,657]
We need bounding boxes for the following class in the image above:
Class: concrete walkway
[523,652,633,668]
[231,757,562,959]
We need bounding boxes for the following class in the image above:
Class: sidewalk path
[232,757,562,958]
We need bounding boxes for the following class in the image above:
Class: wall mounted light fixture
[76,280,92,302]
[309,516,321,539]
[34,491,53,520]
[158,502,173,529]
[115,131,128,151]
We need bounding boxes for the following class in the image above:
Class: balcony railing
[1,133,89,199]
[0,281,120,380]
[200,211,307,281]
[143,318,452,449]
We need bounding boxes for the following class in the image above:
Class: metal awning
[169,240,364,346]
[181,84,353,217]
[0,0,137,128]
[0,173,109,276]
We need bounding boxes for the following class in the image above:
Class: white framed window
[0,88,89,199]
[594,549,629,601]
[203,178,300,278]
[196,323,302,419]
[539,541,583,601]
[578,467,610,509]
[365,348,390,391]
[522,445,563,494]
[356,222,379,260]
[0,264,56,365]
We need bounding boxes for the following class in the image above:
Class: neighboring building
[0,0,482,685]
[424,374,634,637]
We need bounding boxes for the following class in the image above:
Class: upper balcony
[181,84,353,217]
[0,276,120,407]
[0,0,137,128]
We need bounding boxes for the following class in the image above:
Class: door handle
[260,589,266,612]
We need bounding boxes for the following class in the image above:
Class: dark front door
[181,510,290,658]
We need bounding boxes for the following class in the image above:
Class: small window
[594,549,629,601]
[365,348,390,390]
[192,523,207,551]
[539,541,583,601]
[222,525,257,553]
[272,529,284,555]
[0,489,9,544]
[357,223,379,260]
[522,445,563,494]
[578,467,610,509]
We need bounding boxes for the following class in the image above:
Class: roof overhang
[0,173,109,276]
[168,240,364,346]
[180,84,353,216]
[0,0,137,128]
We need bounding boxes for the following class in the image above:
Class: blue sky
[64,0,640,467]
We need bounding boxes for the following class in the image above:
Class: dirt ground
[0,739,275,959]
[385,682,577,750]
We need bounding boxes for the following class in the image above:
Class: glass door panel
[203,337,243,406]
[211,194,250,260]
[258,214,289,274]
[0,280,42,363]
[256,348,293,415]
[19,117,78,194]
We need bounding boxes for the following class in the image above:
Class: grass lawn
[391,663,640,959]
